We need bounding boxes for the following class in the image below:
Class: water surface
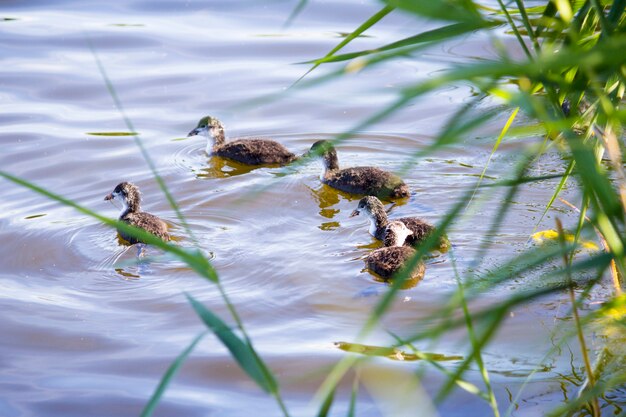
[0,1,606,416]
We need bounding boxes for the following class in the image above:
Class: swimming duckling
[104,182,169,244]
[306,140,409,199]
[366,221,425,280]
[187,115,296,165]
[350,195,449,251]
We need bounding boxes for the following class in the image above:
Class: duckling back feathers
[216,139,296,165]
[308,140,409,199]
[188,115,296,166]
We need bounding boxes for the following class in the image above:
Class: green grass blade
[449,248,500,416]
[283,0,307,28]
[87,36,199,247]
[530,159,575,237]
[300,20,498,66]
[0,170,218,282]
[387,333,488,401]
[141,332,207,417]
[347,370,359,417]
[511,0,540,52]
[533,1,557,40]
[185,294,278,394]
[386,0,485,23]
[294,5,394,84]
[468,107,519,206]
[316,385,336,417]
[495,0,533,58]
[608,0,626,25]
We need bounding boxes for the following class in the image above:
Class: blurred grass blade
[347,370,359,417]
[608,0,626,25]
[283,0,307,28]
[449,247,500,416]
[185,294,278,394]
[294,5,394,84]
[87,36,199,247]
[301,20,496,66]
[531,159,575,237]
[316,385,335,417]
[386,0,485,23]
[141,332,207,417]
[468,107,519,206]
[0,170,218,282]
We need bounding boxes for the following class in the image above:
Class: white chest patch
[205,134,215,155]
[368,217,378,237]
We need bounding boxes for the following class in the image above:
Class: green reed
[289,0,626,415]
[1,0,624,416]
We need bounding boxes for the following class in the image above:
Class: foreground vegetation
[1,0,625,415]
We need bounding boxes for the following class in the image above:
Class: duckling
[306,140,409,199]
[187,115,296,165]
[104,182,169,244]
[350,195,449,251]
[366,221,425,280]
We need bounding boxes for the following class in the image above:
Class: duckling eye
[200,124,207,128]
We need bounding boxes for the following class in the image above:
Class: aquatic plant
[1,0,625,416]
[288,0,626,416]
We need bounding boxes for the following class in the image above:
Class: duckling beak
[187,127,201,137]
[349,209,360,218]
[104,193,114,201]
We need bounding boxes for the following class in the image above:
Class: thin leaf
[316,385,335,417]
[468,107,519,206]
[0,170,218,282]
[283,0,307,28]
[386,0,485,23]
[300,20,498,66]
[141,332,207,417]
[294,5,394,84]
[185,294,278,394]
[347,371,359,417]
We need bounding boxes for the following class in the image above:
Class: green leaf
[185,294,278,394]
[335,341,463,362]
[141,332,207,417]
[295,5,394,83]
[316,385,335,417]
[386,0,485,23]
[0,170,219,283]
[301,20,498,66]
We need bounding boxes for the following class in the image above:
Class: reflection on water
[198,156,268,178]
[0,1,599,416]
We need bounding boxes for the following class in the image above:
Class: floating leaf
[532,229,599,250]
[335,342,463,362]
[86,131,138,136]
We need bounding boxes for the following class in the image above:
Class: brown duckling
[306,140,409,199]
[350,195,449,251]
[366,221,425,280]
[187,115,296,165]
[104,182,169,244]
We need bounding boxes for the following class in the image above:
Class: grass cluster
[1,0,624,416]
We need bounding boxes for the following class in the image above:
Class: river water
[0,1,611,416]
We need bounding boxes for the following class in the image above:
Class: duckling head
[350,196,387,236]
[306,140,339,178]
[187,115,226,154]
[105,182,141,216]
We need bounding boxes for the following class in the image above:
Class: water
[0,1,610,416]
